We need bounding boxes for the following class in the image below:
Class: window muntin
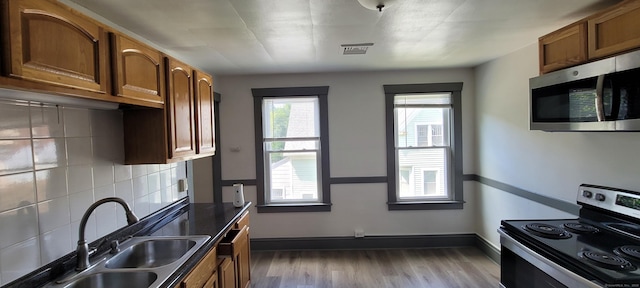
[262,97,322,204]
[394,93,452,201]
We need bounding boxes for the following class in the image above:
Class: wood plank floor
[250,247,500,288]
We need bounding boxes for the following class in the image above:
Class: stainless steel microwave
[530,49,640,131]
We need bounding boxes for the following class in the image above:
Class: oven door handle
[498,229,603,288]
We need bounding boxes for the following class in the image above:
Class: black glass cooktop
[501,218,640,285]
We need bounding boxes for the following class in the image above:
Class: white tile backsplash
[67,165,93,195]
[35,168,68,202]
[0,99,188,286]
[63,108,91,137]
[31,104,64,138]
[0,205,38,250]
[0,172,36,213]
[37,197,70,233]
[0,101,30,139]
[1,237,40,284]
[66,137,93,166]
[0,140,34,176]
[33,138,67,170]
[39,225,71,264]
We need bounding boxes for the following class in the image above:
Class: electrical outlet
[178,178,188,192]
[354,229,365,238]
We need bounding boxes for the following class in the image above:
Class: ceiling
[66,0,621,75]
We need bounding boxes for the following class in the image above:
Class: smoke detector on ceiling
[341,43,374,55]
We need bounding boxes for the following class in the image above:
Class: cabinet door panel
[111,33,164,104]
[166,57,196,159]
[539,22,587,74]
[194,70,215,155]
[218,257,235,288]
[3,0,107,93]
[588,1,640,59]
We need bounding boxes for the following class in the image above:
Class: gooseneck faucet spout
[76,197,138,271]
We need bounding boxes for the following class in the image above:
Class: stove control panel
[578,184,640,219]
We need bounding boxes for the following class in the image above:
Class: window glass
[263,97,321,204]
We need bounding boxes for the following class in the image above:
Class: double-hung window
[252,86,331,213]
[384,83,464,210]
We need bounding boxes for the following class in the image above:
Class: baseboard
[250,234,500,263]
[251,233,479,250]
[475,235,501,264]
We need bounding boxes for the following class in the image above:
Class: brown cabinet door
[204,269,219,288]
[182,247,217,288]
[193,70,216,155]
[166,57,196,159]
[588,0,640,59]
[218,257,236,288]
[539,22,587,74]
[2,0,108,93]
[218,226,251,288]
[111,32,164,104]
[234,227,251,288]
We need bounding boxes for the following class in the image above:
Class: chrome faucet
[76,197,138,271]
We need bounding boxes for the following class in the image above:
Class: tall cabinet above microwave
[530,49,640,131]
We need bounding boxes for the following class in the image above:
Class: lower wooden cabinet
[218,226,251,288]
[218,257,236,288]
[178,212,251,288]
[180,246,217,288]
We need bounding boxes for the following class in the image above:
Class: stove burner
[563,223,599,234]
[580,251,636,271]
[615,246,640,261]
[523,223,571,239]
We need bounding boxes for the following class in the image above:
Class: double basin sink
[45,235,210,288]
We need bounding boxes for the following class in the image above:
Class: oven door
[498,229,602,288]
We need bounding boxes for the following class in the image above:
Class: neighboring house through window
[384,83,464,210]
[252,86,331,213]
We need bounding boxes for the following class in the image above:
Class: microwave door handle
[595,75,606,121]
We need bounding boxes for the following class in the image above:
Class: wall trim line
[473,174,579,215]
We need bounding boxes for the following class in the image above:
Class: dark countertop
[1,198,251,288]
[153,202,252,288]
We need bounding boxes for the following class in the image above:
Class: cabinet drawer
[182,246,217,288]
[234,212,249,229]
[218,226,248,256]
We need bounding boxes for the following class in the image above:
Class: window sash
[395,146,450,200]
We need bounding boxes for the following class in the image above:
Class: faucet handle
[109,240,120,254]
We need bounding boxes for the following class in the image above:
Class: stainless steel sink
[45,235,210,288]
[64,271,157,288]
[105,238,197,269]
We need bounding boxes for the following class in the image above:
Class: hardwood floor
[250,247,500,288]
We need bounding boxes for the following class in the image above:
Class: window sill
[387,200,464,210]
[257,203,332,213]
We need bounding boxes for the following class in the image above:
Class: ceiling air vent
[341,43,374,55]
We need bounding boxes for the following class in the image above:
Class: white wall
[215,69,477,238]
[0,98,188,285]
[474,43,640,248]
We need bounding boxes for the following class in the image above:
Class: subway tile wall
[0,99,188,285]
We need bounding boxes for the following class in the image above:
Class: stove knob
[595,193,606,202]
[582,190,593,198]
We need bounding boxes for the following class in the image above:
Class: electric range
[499,184,640,287]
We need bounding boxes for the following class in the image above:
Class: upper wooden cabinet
[194,70,216,155]
[539,22,587,74]
[110,32,165,105]
[1,0,108,93]
[166,57,197,160]
[539,0,640,74]
[123,57,216,164]
[587,0,640,59]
